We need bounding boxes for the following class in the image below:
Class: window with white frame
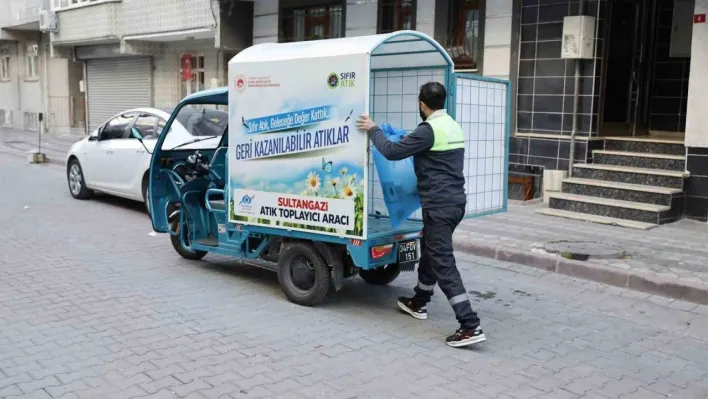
[180,54,205,98]
[0,56,9,81]
[26,44,39,80]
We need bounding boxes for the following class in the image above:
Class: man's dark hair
[418,82,447,110]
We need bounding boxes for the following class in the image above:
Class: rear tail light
[371,244,393,260]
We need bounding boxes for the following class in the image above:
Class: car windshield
[160,105,228,151]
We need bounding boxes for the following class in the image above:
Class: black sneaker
[445,326,486,348]
[397,297,428,320]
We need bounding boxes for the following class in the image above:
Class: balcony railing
[15,6,40,25]
[52,0,118,11]
[1,0,43,27]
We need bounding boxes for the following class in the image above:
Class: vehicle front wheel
[170,219,207,261]
[359,264,401,286]
[277,242,331,306]
[67,159,93,200]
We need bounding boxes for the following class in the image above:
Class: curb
[453,237,708,306]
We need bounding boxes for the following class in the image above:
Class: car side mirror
[130,127,144,140]
[131,127,153,155]
[88,133,99,141]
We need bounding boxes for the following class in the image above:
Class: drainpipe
[15,41,22,127]
[42,36,49,135]
[568,0,584,178]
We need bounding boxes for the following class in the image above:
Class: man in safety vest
[356,81,485,348]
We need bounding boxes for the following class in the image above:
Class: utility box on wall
[561,16,596,59]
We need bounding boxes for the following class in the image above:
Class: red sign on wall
[695,14,706,24]
[181,55,192,81]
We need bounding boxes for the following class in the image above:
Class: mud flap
[313,241,344,292]
[400,262,416,272]
[330,259,344,292]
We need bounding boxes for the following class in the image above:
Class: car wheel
[67,159,93,200]
[142,178,151,216]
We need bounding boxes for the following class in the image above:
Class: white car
[65,106,227,213]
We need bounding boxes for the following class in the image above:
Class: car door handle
[136,150,145,153]
[106,150,113,154]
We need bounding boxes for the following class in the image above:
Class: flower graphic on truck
[341,182,356,199]
[306,171,321,192]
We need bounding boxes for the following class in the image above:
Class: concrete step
[593,150,685,171]
[561,177,682,207]
[535,208,659,230]
[548,192,678,225]
[572,163,688,189]
[604,136,685,156]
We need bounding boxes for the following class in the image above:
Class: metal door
[86,57,152,131]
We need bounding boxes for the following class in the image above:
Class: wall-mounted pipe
[568,0,585,177]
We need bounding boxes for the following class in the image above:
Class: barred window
[0,56,9,81]
[279,3,344,42]
[378,0,416,34]
[446,0,483,71]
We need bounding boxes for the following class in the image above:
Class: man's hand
[356,115,377,132]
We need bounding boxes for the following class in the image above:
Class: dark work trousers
[412,205,480,329]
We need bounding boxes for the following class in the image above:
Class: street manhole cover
[540,240,627,261]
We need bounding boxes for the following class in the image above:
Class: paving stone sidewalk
[0,127,82,165]
[3,154,708,399]
[455,202,708,304]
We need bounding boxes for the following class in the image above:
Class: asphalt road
[1,153,708,399]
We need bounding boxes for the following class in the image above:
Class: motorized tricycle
[142,31,509,306]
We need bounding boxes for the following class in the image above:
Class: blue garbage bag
[372,123,421,228]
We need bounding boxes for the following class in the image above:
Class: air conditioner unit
[39,9,58,33]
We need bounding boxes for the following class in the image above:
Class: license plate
[398,240,420,265]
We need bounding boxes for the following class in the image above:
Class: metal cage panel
[454,74,509,219]
[367,67,447,220]
[366,72,510,222]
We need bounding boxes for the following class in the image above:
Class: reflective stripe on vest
[426,112,465,152]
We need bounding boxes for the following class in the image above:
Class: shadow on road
[89,193,147,216]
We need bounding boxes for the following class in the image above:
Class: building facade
[3,0,496,135]
[1,0,48,132]
[502,0,708,224]
[48,0,252,132]
[3,0,707,222]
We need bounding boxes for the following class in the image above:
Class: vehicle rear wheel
[277,242,331,306]
[67,159,93,200]
[359,264,401,286]
[170,218,207,261]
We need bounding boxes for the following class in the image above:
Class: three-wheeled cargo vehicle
[142,31,510,306]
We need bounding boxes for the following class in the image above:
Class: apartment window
[378,0,416,33]
[26,44,39,80]
[0,56,9,81]
[24,112,38,131]
[279,3,344,42]
[180,55,205,98]
[447,0,483,71]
